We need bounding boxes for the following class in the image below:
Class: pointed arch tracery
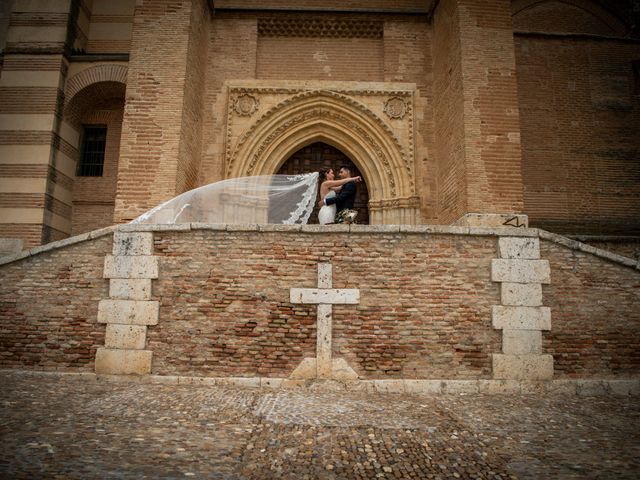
[226,90,419,224]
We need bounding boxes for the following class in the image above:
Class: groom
[321,165,358,221]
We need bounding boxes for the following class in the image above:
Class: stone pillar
[432,0,525,225]
[0,0,87,247]
[491,237,553,380]
[95,231,159,375]
[113,0,209,223]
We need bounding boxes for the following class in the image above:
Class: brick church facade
[0,0,638,249]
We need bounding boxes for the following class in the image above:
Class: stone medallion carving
[383,97,407,119]
[233,93,259,116]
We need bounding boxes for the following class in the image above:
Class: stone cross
[290,263,359,378]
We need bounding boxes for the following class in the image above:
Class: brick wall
[0,235,111,370]
[515,36,640,235]
[114,0,203,222]
[541,240,640,378]
[383,17,435,220]
[176,0,209,194]
[150,230,501,378]
[70,103,124,236]
[214,0,430,11]
[199,13,258,184]
[257,36,383,81]
[432,0,466,223]
[432,0,526,223]
[1,229,638,379]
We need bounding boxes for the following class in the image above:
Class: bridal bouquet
[336,209,358,224]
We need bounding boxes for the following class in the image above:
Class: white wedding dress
[318,190,337,225]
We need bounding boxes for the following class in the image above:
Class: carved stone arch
[511,0,628,36]
[64,64,128,105]
[227,90,419,224]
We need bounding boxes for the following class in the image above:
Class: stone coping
[2,370,638,396]
[0,223,638,271]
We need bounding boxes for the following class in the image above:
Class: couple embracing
[318,165,362,225]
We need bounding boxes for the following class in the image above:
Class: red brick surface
[1,231,639,379]
[150,231,501,379]
[541,240,640,378]
[0,236,110,370]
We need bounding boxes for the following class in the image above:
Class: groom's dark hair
[339,165,351,175]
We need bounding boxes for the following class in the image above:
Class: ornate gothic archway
[226,89,420,224]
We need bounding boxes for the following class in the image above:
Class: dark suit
[325,181,357,213]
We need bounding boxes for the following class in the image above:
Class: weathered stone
[478,380,521,394]
[95,348,152,375]
[289,357,317,380]
[454,213,529,228]
[491,259,551,284]
[441,380,479,394]
[103,255,159,279]
[260,378,283,388]
[317,263,332,288]
[493,306,551,330]
[113,232,154,256]
[499,237,540,259]
[97,299,159,326]
[575,380,608,396]
[373,380,405,393]
[105,324,147,349]
[290,288,359,304]
[501,282,543,306]
[316,304,332,378]
[502,329,542,355]
[0,238,23,255]
[109,278,152,300]
[608,379,640,396]
[404,380,443,394]
[492,354,554,380]
[350,225,400,233]
[331,358,358,381]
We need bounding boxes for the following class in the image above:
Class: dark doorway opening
[277,142,369,224]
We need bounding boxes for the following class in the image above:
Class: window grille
[77,125,106,177]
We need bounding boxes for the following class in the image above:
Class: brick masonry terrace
[0,224,639,395]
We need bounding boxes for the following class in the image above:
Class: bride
[318,168,361,225]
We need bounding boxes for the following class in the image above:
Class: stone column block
[97,299,159,325]
[105,324,147,350]
[499,237,540,259]
[492,354,553,380]
[492,305,551,330]
[502,329,542,355]
[491,259,550,284]
[95,348,152,375]
[109,278,152,300]
[113,232,154,256]
[104,255,159,279]
[501,282,542,306]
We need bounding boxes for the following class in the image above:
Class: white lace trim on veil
[130,172,319,225]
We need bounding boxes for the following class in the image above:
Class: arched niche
[277,141,370,224]
[227,90,420,224]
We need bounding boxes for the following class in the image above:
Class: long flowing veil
[130,172,319,225]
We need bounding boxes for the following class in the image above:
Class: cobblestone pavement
[1,372,639,479]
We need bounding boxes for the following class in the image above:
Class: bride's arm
[322,176,361,188]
